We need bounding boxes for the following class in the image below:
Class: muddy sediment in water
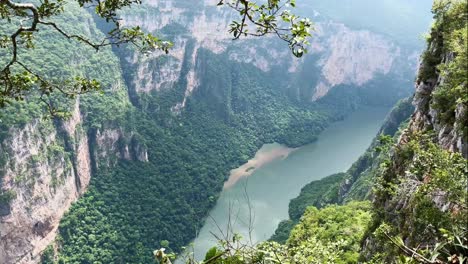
[224,144,297,189]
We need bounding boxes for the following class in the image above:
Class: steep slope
[48,2,431,262]
[361,1,467,261]
[271,1,467,262]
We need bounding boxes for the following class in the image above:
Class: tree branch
[1,0,39,70]
[38,20,101,50]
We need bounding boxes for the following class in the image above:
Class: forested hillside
[264,1,467,263]
[0,0,439,263]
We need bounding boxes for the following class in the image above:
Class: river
[183,106,390,261]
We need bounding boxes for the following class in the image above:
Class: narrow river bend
[188,106,390,260]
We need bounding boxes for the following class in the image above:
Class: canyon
[0,0,435,263]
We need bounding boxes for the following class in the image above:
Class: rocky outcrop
[0,97,150,264]
[360,3,467,260]
[0,1,137,262]
[0,111,90,263]
[312,23,399,100]
[95,128,149,168]
[411,73,467,156]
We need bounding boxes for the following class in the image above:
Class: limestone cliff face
[0,103,90,264]
[0,101,148,264]
[311,22,399,100]
[0,3,148,263]
[119,0,418,110]
[94,128,149,168]
[360,71,467,262]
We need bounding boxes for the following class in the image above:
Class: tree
[0,0,311,111]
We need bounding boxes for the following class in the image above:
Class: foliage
[377,98,415,137]
[0,99,43,141]
[268,220,296,244]
[41,245,55,264]
[408,134,467,212]
[418,0,467,131]
[271,98,413,244]
[219,0,312,57]
[363,4,468,260]
[0,0,171,109]
[167,201,372,264]
[0,0,132,130]
[287,201,373,264]
[432,16,468,128]
[369,223,468,264]
[288,173,345,220]
[369,131,468,263]
[0,189,15,203]
[269,173,345,243]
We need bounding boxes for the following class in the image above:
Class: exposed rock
[95,128,124,168]
[119,1,414,108]
[410,58,467,155]
[312,23,398,100]
[130,37,189,94]
[0,101,148,263]
[95,128,149,167]
[361,22,467,260]
[321,24,396,86]
[0,117,90,264]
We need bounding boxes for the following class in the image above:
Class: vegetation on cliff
[268,1,468,263]
[0,0,310,110]
[364,2,467,261]
[367,130,467,263]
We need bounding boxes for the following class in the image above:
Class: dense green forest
[185,201,373,264]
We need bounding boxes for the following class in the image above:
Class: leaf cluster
[219,0,312,57]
